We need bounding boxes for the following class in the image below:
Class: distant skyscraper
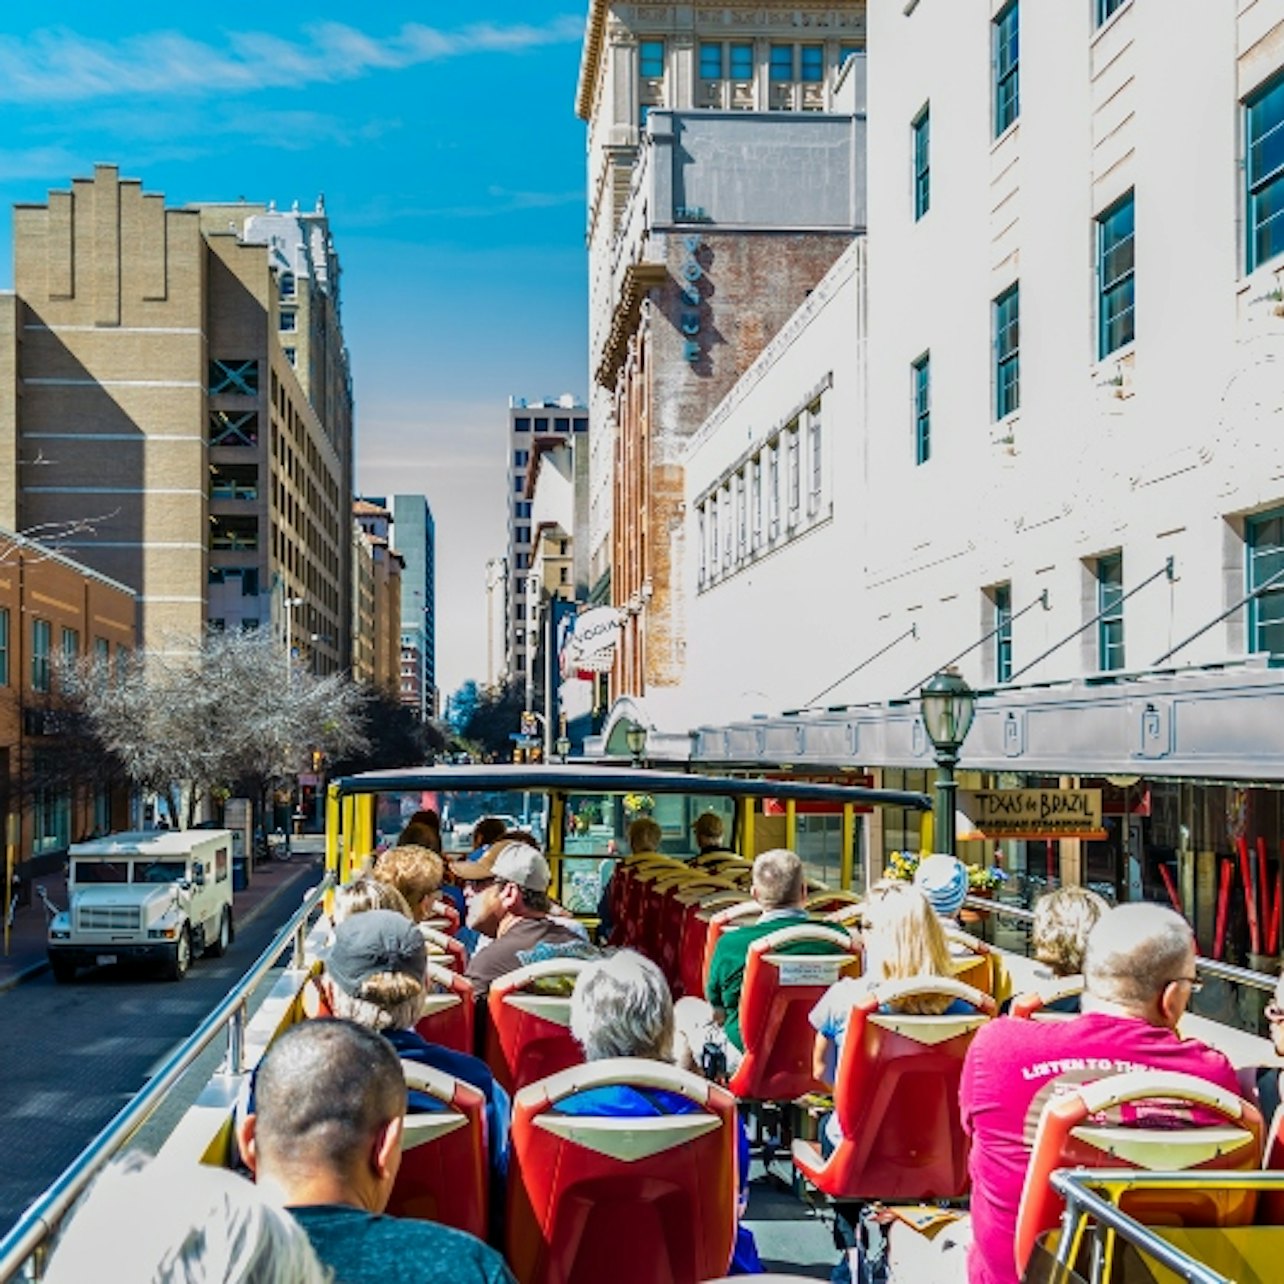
[506,396,587,681]
[391,495,436,718]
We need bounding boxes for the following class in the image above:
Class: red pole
[1258,836,1271,945]
[1213,858,1233,962]
[1157,863,1183,916]
[1239,835,1262,955]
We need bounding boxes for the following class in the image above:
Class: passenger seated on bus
[1002,885,1108,1015]
[595,817,664,941]
[1256,971,1284,1124]
[398,808,443,851]
[237,1019,515,1284]
[559,950,764,1276]
[693,811,737,860]
[913,854,970,940]
[319,910,510,1183]
[961,903,1242,1284]
[673,848,846,1079]
[810,881,978,1152]
[453,841,588,998]
[332,875,414,927]
[373,843,448,928]
[43,1151,330,1284]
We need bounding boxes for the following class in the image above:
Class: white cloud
[0,17,584,104]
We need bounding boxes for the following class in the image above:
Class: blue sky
[0,5,590,697]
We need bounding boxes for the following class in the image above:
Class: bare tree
[58,630,367,829]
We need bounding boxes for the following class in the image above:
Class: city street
[0,858,322,1239]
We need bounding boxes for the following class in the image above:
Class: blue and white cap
[914,854,968,918]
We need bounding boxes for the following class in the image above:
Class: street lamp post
[919,668,977,858]
[625,722,647,769]
[555,734,571,762]
[283,596,303,676]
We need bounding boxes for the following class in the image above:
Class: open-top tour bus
[4,763,1284,1284]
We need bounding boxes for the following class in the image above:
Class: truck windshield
[71,861,129,884]
[137,860,188,884]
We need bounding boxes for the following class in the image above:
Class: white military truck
[46,829,235,982]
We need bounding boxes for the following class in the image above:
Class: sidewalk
[0,835,328,994]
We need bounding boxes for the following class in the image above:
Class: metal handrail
[0,874,332,1284]
[1049,1169,1284,1284]
[977,893,1278,992]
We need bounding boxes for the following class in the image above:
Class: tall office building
[0,165,354,669]
[505,396,587,681]
[391,495,436,719]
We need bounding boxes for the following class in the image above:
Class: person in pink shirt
[959,902,1242,1284]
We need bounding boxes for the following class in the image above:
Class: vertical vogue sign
[680,234,703,363]
[965,789,1104,839]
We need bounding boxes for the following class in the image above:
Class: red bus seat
[805,890,862,916]
[388,1060,489,1240]
[424,898,460,936]
[414,961,475,1055]
[678,891,750,1000]
[485,957,588,1094]
[1014,1069,1263,1280]
[728,923,861,1102]
[639,868,698,964]
[507,1058,739,1284]
[1008,974,1084,1020]
[793,977,993,1200]
[701,900,763,992]
[420,926,467,972]
[658,877,740,992]
[615,857,685,948]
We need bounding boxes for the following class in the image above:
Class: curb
[0,857,324,996]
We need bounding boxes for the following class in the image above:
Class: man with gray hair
[673,848,845,1077]
[958,902,1243,1284]
[237,1018,514,1283]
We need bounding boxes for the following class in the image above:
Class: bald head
[1084,903,1195,1014]
[252,1019,406,1182]
[752,849,805,909]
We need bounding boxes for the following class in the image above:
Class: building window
[62,627,79,662]
[800,45,824,83]
[639,40,665,78]
[994,583,1013,683]
[516,525,530,545]
[994,283,1020,419]
[769,44,793,81]
[730,43,754,80]
[279,272,296,298]
[514,476,524,494]
[93,783,111,834]
[1246,71,1284,272]
[912,353,931,465]
[698,507,707,585]
[0,607,8,685]
[768,443,781,539]
[514,450,530,466]
[283,347,296,367]
[554,417,570,432]
[514,502,532,519]
[735,473,747,558]
[786,424,801,527]
[1097,552,1125,671]
[209,410,258,448]
[1247,508,1284,655]
[912,106,930,220]
[699,42,723,80]
[574,417,588,432]
[1096,0,1128,25]
[279,310,297,333]
[32,618,52,692]
[208,359,259,396]
[750,456,763,550]
[1097,190,1135,357]
[807,400,823,514]
[516,553,529,571]
[514,416,531,432]
[993,1,1019,137]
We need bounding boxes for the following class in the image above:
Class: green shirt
[705,910,850,1051]
[290,1204,515,1284]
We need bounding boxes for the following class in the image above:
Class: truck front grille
[77,906,141,932]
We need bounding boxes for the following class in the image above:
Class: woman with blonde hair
[810,881,975,1093]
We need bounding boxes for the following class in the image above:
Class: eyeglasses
[1168,976,1204,994]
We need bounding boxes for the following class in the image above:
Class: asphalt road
[0,863,319,1240]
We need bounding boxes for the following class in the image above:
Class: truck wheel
[50,957,76,984]
[165,927,192,981]
[205,908,232,958]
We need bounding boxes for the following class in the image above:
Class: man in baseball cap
[452,840,587,997]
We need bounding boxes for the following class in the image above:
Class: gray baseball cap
[327,909,426,994]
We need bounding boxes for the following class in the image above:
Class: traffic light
[520,711,538,738]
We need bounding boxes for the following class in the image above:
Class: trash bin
[232,857,248,891]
